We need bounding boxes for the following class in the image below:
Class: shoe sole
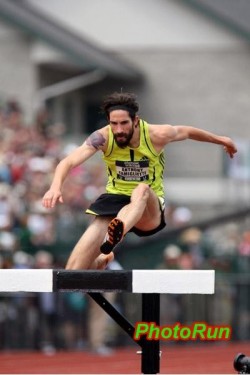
[100,218,124,254]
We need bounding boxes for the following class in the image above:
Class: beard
[114,127,134,148]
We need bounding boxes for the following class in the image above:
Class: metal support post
[141,293,160,374]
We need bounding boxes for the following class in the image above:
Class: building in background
[0,0,249,214]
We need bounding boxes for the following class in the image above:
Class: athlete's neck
[128,124,140,148]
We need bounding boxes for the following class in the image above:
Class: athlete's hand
[42,188,64,208]
[222,137,237,159]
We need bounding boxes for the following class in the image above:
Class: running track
[0,342,248,373]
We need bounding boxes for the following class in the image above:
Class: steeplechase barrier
[0,269,215,374]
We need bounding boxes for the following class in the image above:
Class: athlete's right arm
[42,128,108,208]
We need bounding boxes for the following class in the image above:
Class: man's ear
[134,115,139,128]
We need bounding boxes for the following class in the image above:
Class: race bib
[116,160,149,181]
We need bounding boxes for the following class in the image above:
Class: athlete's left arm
[150,124,237,158]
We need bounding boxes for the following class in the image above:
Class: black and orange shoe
[100,218,124,254]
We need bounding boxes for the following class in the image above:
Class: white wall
[0,22,37,122]
[27,0,242,51]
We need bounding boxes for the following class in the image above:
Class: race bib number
[116,160,149,181]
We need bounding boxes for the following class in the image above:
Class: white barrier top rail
[0,269,215,294]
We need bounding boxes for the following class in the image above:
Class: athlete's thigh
[136,188,162,229]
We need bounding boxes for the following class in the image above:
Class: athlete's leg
[65,216,113,270]
[101,184,162,253]
[117,183,162,233]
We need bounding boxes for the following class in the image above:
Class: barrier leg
[88,292,161,373]
[88,292,137,341]
[141,293,160,374]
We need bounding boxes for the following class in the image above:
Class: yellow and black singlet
[103,119,165,198]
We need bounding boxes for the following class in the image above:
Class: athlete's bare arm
[149,124,237,159]
[42,127,109,208]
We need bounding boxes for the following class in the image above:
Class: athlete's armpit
[86,131,106,150]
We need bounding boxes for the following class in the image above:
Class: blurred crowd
[157,223,250,342]
[0,99,107,268]
[0,99,120,354]
[0,98,249,351]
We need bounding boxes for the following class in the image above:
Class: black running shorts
[86,193,166,237]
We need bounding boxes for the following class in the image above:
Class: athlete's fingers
[224,146,235,159]
[42,191,61,208]
[51,193,61,207]
[43,199,53,208]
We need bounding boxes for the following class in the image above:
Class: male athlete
[42,92,237,270]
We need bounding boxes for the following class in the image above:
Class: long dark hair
[101,92,139,120]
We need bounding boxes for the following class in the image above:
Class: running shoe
[100,218,124,254]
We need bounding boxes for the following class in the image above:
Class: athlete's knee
[132,183,150,202]
[134,183,150,194]
[65,256,78,270]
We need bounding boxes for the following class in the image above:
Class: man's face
[109,110,138,148]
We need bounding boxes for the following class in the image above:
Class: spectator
[34,250,59,354]
[88,259,122,355]
[156,244,183,326]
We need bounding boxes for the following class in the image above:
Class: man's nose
[116,125,124,132]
